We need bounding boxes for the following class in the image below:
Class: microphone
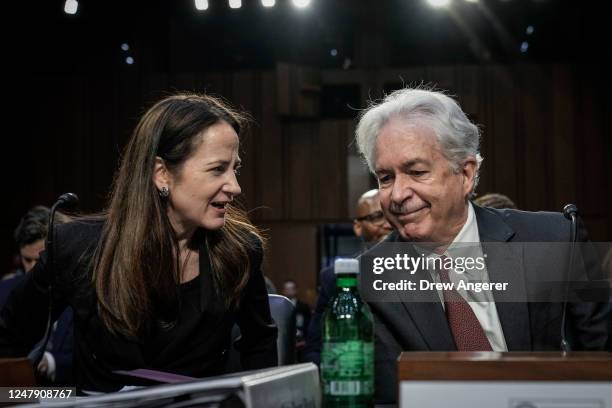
[563,204,578,221]
[30,193,79,368]
[560,203,578,354]
[45,193,79,284]
[56,192,79,208]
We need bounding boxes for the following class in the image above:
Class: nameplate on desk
[399,381,612,408]
[397,352,612,408]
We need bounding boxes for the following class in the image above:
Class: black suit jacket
[303,265,335,364]
[49,307,74,385]
[0,274,25,312]
[0,219,278,392]
[1,275,74,384]
[364,204,611,403]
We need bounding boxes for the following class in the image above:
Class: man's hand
[37,353,49,375]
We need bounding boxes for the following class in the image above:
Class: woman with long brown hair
[0,94,278,392]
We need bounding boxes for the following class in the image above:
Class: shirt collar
[446,202,484,278]
[451,201,480,246]
[423,202,481,258]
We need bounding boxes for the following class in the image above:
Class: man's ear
[462,157,477,198]
[353,220,363,238]
[153,157,171,191]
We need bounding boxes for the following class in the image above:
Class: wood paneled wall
[8,63,611,306]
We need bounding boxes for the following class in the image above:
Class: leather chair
[226,294,296,371]
[268,294,296,365]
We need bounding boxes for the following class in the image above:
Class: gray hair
[355,87,483,195]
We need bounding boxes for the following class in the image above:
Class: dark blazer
[0,219,278,392]
[48,307,74,385]
[365,204,611,403]
[1,275,74,385]
[294,300,311,339]
[0,274,25,310]
[303,265,335,365]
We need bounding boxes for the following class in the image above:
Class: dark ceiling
[20,0,609,74]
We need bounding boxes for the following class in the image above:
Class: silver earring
[159,186,170,198]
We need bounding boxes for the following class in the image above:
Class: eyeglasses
[355,210,385,224]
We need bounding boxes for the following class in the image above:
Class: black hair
[14,206,50,247]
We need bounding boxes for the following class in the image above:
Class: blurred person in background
[281,279,312,355]
[1,206,73,385]
[474,192,517,209]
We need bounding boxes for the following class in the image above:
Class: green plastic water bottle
[321,258,374,408]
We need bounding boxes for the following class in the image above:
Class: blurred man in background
[281,279,312,351]
[0,206,73,385]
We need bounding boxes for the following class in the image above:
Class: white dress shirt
[426,202,508,351]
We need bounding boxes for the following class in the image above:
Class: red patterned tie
[438,262,493,351]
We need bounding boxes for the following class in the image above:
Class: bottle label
[321,340,374,396]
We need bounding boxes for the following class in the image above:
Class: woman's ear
[153,157,170,191]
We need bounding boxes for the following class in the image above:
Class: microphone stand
[30,193,79,368]
[560,203,578,354]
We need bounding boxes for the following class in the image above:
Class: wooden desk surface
[0,358,36,386]
[398,351,612,381]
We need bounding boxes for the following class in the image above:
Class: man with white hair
[355,87,610,403]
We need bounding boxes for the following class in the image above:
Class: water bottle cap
[334,258,359,275]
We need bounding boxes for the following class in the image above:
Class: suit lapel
[474,205,532,351]
[384,232,457,350]
[400,301,456,350]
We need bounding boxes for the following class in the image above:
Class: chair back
[225,294,296,372]
[268,294,296,365]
